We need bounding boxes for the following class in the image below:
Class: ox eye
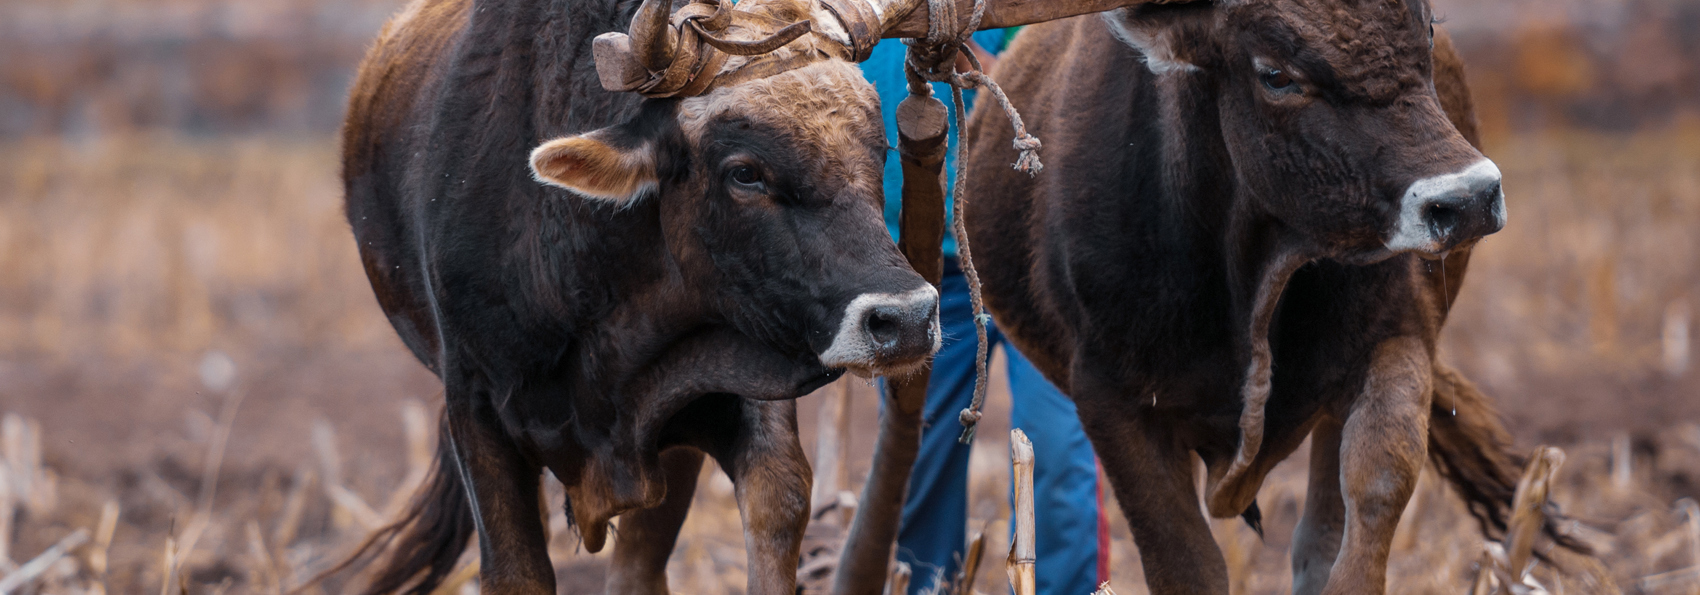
[1260,68,1297,93]
[729,165,764,188]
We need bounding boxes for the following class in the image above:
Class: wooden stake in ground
[833,57,950,595]
[1007,429,1035,595]
[812,380,855,528]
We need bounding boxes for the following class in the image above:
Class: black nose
[819,286,941,373]
[1420,180,1503,249]
[862,298,937,362]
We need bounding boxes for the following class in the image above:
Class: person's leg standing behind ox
[864,31,1108,595]
[886,259,1110,594]
[1008,347,1110,593]
[891,260,989,589]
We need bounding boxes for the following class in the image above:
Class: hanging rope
[902,0,1041,444]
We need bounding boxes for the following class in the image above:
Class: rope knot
[957,407,984,444]
[958,408,983,427]
[1011,134,1043,175]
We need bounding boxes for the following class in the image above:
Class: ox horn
[630,0,679,72]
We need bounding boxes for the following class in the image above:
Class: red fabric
[1096,457,1111,585]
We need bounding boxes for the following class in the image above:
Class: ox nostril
[820,286,940,372]
[1477,182,1501,204]
[1392,160,1505,254]
[865,307,903,350]
[1424,203,1460,239]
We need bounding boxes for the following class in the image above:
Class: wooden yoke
[880,0,1178,39]
[832,71,951,595]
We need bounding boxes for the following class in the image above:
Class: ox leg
[1290,417,1345,595]
[446,391,555,594]
[1320,337,1432,595]
[1077,393,1229,594]
[709,399,810,595]
[605,447,705,595]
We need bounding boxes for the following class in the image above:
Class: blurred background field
[0,0,1699,593]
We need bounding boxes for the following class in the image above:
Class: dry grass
[0,388,1696,594]
[0,135,394,358]
[1443,122,1700,440]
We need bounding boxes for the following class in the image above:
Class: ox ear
[1102,3,1216,75]
[529,128,658,204]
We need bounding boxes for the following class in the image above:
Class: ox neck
[424,0,712,371]
[1145,72,1238,269]
[1144,69,1312,351]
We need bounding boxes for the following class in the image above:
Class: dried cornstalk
[1638,566,1700,593]
[1639,499,1700,593]
[313,420,386,531]
[272,466,314,552]
[1007,429,1035,595]
[1506,446,1565,582]
[0,528,88,594]
[196,389,245,516]
[327,484,386,531]
[245,521,280,595]
[1679,498,1700,570]
[430,559,479,595]
[0,474,11,570]
[1470,549,1499,595]
[88,499,120,588]
[886,561,911,595]
[1611,433,1631,490]
[159,536,178,595]
[952,529,986,595]
[384,400,434,517]
[311,421,343,489]
[3,415,54,516]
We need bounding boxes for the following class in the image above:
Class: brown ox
[963,1,1580,593]
[338,0,948,592]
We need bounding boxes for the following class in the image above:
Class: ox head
[1106,0,1504,261]
[528,0,939,379]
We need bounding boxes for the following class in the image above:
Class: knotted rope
[901,0,1041,444]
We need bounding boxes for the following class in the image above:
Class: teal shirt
[865,31,1010,257]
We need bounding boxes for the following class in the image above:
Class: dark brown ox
[963,1,1579,593]
[338,0,945,592]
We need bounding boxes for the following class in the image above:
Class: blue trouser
[888,260,1107,594]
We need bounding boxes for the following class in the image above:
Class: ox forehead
[678,60,886,197]
[1227,0,1435,101]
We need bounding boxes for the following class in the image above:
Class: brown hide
[963,8,1574,594]
[339,0,935,592]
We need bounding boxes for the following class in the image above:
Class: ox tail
[303,411,476,595]
[1427,364,1589,556]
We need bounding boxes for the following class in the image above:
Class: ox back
[963,6,1575,595]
